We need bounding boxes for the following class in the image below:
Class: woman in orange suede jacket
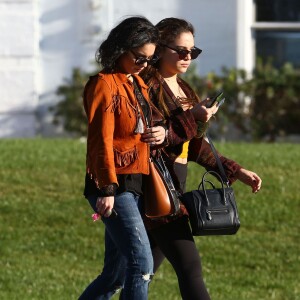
[84,72,156,188]
[79,16,166,300]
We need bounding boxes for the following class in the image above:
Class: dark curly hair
[96,16,159,72]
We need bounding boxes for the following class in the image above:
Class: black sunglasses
[161,44,202,60]
[130,50,159,66]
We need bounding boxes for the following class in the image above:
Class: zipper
[206,209,229,221]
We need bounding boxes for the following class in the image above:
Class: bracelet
[98,183,117,197]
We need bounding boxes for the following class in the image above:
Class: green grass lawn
[0,139,299,300]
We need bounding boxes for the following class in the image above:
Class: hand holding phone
[205,91,224,108]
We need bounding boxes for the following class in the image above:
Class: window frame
[252,1,300,68]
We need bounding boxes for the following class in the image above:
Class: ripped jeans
[78,192,153,300]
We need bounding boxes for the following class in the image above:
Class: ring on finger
[105,209,112,217]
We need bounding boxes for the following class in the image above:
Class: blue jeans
[78,192,153,300]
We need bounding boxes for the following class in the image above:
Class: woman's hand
[191,99,219,122]
[236,168,262,193]
[96,196,115,217]
[141,126,166,145]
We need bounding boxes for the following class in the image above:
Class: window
[256,31,300,68]
[256,0,300,22]
[254,0,300,68]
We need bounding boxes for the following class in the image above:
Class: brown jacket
[84,72,164,190]
[148,76,242,187]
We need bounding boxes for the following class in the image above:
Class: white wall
[237,0,254,74]
[38,0,102,135]
[0,0,246,137]
[109,0,238,74]
[176,0,238,75]
[0,0,38,137]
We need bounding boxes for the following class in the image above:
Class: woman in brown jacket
[78,16,167,300]
[140,18,262,300]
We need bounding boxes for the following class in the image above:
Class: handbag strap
[204,134,230,187]
[151,150,181,211]
[132,77,151,128]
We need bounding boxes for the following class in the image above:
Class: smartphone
[206,91,224,108]
[217,97,225,107]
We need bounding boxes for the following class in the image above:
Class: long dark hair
[96,16,159,72]
[141,17,199,116]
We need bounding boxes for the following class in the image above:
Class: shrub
[51,68,91,136]
[52,61,300,141]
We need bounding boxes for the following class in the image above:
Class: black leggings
[173,161,188,193]
[149,216,211,300]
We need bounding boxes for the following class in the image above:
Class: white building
[0,0,299,137]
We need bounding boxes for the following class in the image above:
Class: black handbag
[181,135,240,236]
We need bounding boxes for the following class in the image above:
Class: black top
[84,173,143,197]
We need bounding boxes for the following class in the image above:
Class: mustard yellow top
[178,141,190,159]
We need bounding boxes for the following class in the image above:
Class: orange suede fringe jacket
[84,72,164,191]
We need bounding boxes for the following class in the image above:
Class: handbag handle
[204,134,230,187]
[199,170,227,205]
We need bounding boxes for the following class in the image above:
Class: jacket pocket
[114,146,138,168]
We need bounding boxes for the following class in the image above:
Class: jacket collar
[110,72,148,89]
[111,72,130,85]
